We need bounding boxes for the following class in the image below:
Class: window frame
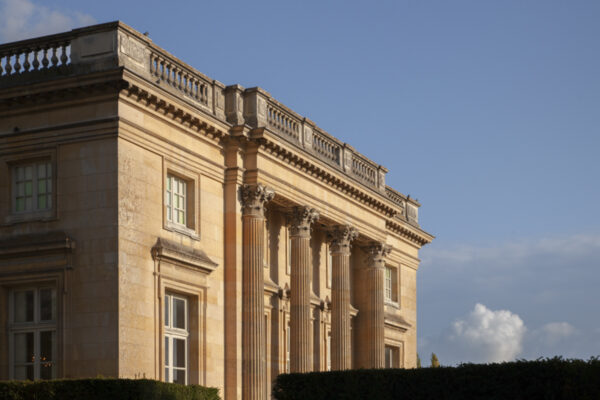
[162,162,199,240]
[384,265,399,305]
[8,286,57,380]
[163,293,189,385]
[5,153,57,224]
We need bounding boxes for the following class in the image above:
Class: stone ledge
[151,237,218,274]
[0,231,75,258]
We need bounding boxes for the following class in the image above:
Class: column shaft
[289,206,319,373]
[329,226,357,371]
[241,184,274,400]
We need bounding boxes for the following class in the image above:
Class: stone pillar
[241,184,274,400]
[364,242,391,368]
[289,206,319,372]
[328,225,358,370]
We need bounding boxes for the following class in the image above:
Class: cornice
[120,82,226,143]
[256,136,398,218]
[386,218,434,247]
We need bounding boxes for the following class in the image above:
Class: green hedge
[0,379,220,400]
[273,357,600,400]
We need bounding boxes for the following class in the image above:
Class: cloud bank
[0,0,95,43]
[418,233,600,365]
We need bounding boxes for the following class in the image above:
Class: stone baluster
[364,242,391,368]
[32,48,40,70]
[241,184,274,400]
[50,46,58,67]
[289,206,319,372]
[328,225,358,370]
[23,49,31,72]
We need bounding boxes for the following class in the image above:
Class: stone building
[0,22,433,399]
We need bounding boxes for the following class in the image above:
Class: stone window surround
[162,158,200,240]
[4,150,57,225]
[384,339,404,368]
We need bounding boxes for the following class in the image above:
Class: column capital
[288,206,319,237]
[240,184,274,218]
[365,242,392,267]
[328,225,358,254]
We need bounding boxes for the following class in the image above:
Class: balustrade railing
[312,128,341,167]
[385,187,405,209]
[0,34,72,77]
[351,154,377,187]
[150,52,210,106]
[266,102,300,142]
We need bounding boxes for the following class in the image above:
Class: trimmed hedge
[0,378,220,400]
[273,357,600,400]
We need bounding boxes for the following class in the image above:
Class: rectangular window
[385,345,399,368]
[164,294,188,384]
[285,323,290,373]
[326,331,331,371]
[384,266,398,303]
[166,175,187,226]
[9,287,57,380]
[12,161,52,213]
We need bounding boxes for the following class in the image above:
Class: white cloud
[447,303,526,363]
[0,0,95,43]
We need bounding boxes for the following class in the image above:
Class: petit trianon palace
[0,22,433,399]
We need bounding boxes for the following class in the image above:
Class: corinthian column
[289,206,319,372]
[364,242,391,368]
[241,184,274,400]
[329,225,358,370]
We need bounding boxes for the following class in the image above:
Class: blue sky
[2,0,599,365]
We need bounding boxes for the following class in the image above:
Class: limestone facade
[0,22,433,399]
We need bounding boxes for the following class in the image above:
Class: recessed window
[286,233,292,275]
[9,287,57,380]
[166,174,187,226]
[285,322,290,373]
[327,249,332,288]
[12,161,52,213]
[385,345,400,368]
[326,330,331,371]
[164,293,188,384]
[384,266,398,304]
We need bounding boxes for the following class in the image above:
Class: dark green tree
[417,353,422,368]
[430,353,440,368]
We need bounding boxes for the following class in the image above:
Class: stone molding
[0,231,75,258]
[151,237,218,274]
[288,206,319,237]
[328,225,358,254]
[240,184,275,218]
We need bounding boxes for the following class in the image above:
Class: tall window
[385,345,399,368]
[285,323,290,373]
[166,175,187,226]
[9,287,57,380]
[327,249,332,288]
[286,234,292,275]
[164,293,188,384]
[326,331,331,371]
[12,161,52,213]
[384,266,398,303]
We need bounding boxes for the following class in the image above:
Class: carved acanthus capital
[365,242,392,267]
[288,206,319,237]
[328,225,358,254]
[240,184,274,217]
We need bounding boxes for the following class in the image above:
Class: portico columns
[364,242,391,368]
[241,184,274,400]
[329,225,358,370]
[289,206,319,372]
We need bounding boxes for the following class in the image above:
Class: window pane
[38,180,47,194]
[40,331,55,379]
[173,368,186,385]
[164,296,170,327]
[173,298,185,330]
[165,367,169,382]
[14,365,34,381]
[14,290,34,323]
[47,163,52,178]
[38,195,47,209]
[38,163,46,178]
[24,166,32,180]
[25,181,33,196]
[165,337,170,366]
[173,338,185,368]
[16,197,24,211]
[25,197,32,211]
[40,288,56,321]
[14,332,34,364]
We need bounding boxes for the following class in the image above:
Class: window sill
[385,300,400,310]
[164,221,200,241]
[3,210,56,226]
